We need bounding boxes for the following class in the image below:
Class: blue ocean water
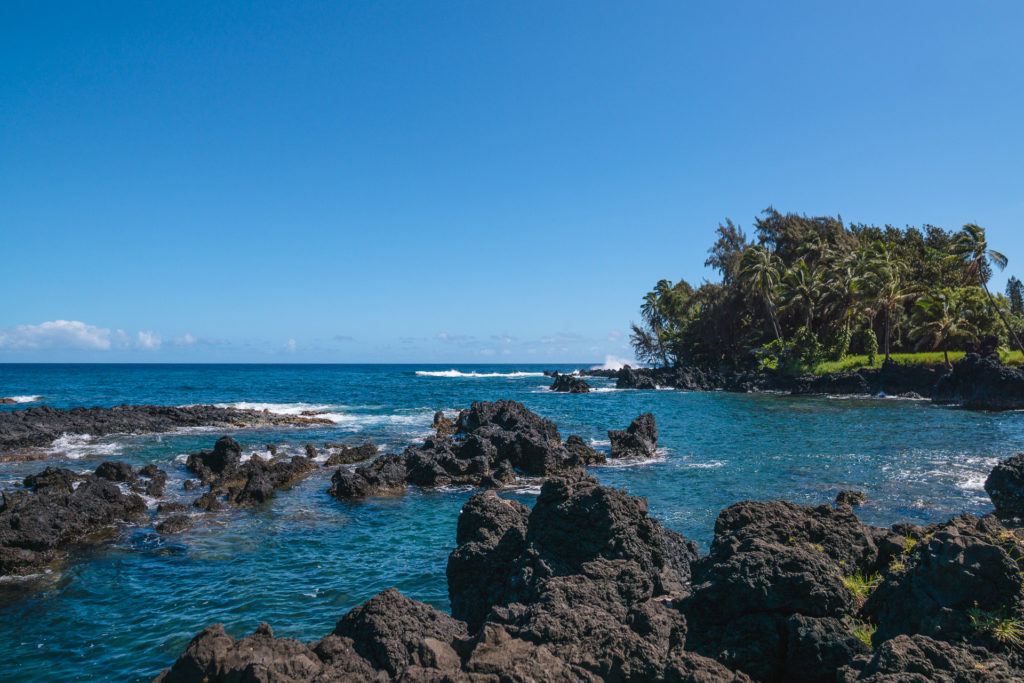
[1,363,1022,681]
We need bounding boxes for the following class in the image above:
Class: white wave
[50,433,121,460]
[684,460,725,469]
[4,395,43,404]
[590,355,636,371]
[589,387,623,393]
[415,370,545,379]
[589,438,611,447]
[503,483,542,495]
[957,472,988,492]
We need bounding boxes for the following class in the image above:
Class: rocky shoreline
[4,397,1023,680]
[157,448,1024,681]
[578,353,1024,411]
[0,401,653,582]
[0,404,334,453]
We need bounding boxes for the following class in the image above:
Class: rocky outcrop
[329,401,594,500]
[0,404,332,452]
[862,514,1024,648]
[0,462,151,577]
[160,453,1024,682]
[838,634,1017,681]
[161,473,708,682]
[835,490,867,508]
[324,442,378,466]
[608,413,658,459]
[550,372,592,393]
[933,354,1024,410]
[432,411,457,438]
[185,436,317,508]
[985,453,1024,519]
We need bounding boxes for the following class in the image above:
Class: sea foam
[415,370,545,378]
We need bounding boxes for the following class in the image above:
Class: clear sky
[2,1,1023,363]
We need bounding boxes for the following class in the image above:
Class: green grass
[968,607,1024,648]
[849,620,877,650]
[813,350,1024,375]
[842,572,883,604]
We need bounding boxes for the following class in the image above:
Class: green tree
[910,289,979,368]
[951,224,1024,354]
[705,219,748,284]
[630,279,695,366]
[781,259,823,330]
[1007,276,1024,316]
[864,242,918,362]
[739,245,783,340]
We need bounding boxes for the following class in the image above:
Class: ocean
[0,363,1021,680]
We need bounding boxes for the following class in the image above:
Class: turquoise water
[1,363,1022,681]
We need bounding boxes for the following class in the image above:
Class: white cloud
[0,320,112,350]
[0,320,166,352]
[136,331,161,349]
[285,339,297,352]
[176,333,197,346]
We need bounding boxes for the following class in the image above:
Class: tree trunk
[884,308,892,361]
[943,343,950,369]
[984,283,1024,355]
[765,296,782,341]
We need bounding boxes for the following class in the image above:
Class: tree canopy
[630,209,1022,372]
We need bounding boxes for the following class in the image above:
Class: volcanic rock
[608,413,658,459]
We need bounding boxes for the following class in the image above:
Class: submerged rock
[608,413,658,459]
[0,462,148,577]
[155,514,193,535]
[835,490,867,508]
[0,404,333,452]
[550,372,592,393]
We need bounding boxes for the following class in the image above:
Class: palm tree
[952,224,1024,354]
[739,246,783,340]
[781,259,823,330]
[910,289,979,368]
[864,242,917,362]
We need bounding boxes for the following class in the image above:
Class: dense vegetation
[630,209,1024,373]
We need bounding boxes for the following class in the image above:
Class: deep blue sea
[1,363,1022,681]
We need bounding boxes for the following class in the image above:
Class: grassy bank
[812,350,1024,375]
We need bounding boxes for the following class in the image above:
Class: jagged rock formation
[159,451,1024,682]
[549,372,592,393]
[0,461,165,576]
[0,404,332,452]
[324,442,378,466]
[608,413,658,459]
[933,353,1024,410]
[986,453,1024,519]
[329,401,639,500]
[186,436,317,507]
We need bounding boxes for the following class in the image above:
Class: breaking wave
[5,395,43,404]
[415,370,545,379]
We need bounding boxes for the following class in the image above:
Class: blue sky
[2,1,1023,363]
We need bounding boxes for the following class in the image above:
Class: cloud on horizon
[0,320,165,352]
